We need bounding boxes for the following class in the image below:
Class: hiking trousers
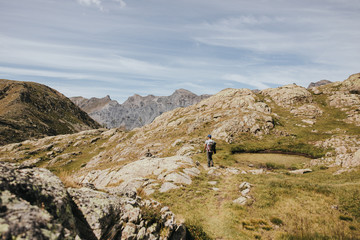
[207,151,214,167]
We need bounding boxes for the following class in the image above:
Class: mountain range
[70,89,211,130]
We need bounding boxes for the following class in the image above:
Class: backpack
[207,140,216,154]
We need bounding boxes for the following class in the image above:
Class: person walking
[204,134,216,167]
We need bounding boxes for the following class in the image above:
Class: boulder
[289,168,312,174]
[159,182,180,193]
[233,196,248,205]
[0,162,90,239]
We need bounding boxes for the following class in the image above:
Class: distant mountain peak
[307,80,332,89]
[71,89,211,130]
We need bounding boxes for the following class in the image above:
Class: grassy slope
[153,149,360,240]
[0,79,100,145]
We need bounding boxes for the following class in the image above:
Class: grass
[233,153,311,170]
[152,151,360,240]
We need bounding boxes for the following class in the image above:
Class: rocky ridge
[0,79,100,145]
[71,89,211,130]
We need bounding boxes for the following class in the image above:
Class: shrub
[141,205,162,226]
[349,225,356,231]
[270,217,284,226]
[339,215,353,222]
[185,220,212,240]
[265,162,285,170]
[339,189,360,219]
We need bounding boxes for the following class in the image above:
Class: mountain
[1,73,360,239]
[70,95,112,113]
[307,79,332,89]
[0,79,101,145]
[71,89,211,129]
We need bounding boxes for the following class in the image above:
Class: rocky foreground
[0,162,186,240]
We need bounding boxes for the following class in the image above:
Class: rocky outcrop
[307,80,332,89]
[71,89,210,130]
[0,79,101,145]
[79,156,200,196]
[0,162,83,239]
[0,162,186,240]
[310,73,360,126]
[312,135,360,168]
[342,73,360,93]
[261,84,313,108]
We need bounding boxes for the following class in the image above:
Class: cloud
[192,8,360,69]
[77,0,103,10]
[76,0,126,10]
[222,74,270,89]
[114,0,126,8]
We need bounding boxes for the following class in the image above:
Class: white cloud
[77,0,103,10]
[76,0,126,10]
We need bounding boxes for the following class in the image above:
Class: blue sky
[1,0,359,103]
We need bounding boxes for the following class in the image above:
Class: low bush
[270,217,284,226]
[185,220,212,240]
[141,205,162,226]
[339,189,360,219]
[339,215,353,222]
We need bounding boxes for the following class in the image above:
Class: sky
[0,0,359,103]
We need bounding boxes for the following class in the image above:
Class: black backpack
[208,141,216,154]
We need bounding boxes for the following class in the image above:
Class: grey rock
[0,162,186,240]
[289,168,313,174]
[249,169,264,175]
[233,196,248,205]
[160,182,179,193]
[0,162,90,239]
[208,181,217,185]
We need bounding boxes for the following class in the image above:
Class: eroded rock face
[0,162,186,240]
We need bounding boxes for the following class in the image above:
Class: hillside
[71,89,211,130]
[0,79,101,145]
[1,73,360,239]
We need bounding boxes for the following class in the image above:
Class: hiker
[204,134,216,167]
